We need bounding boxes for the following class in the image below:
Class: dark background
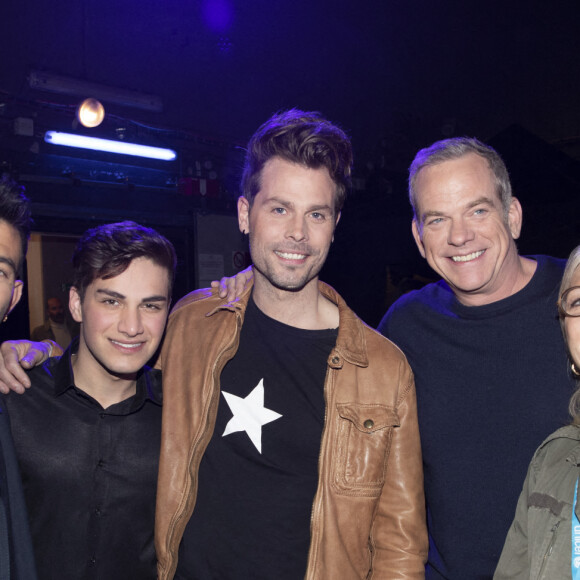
[1,0,579,330]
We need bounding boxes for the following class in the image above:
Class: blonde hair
[559,245,580,424]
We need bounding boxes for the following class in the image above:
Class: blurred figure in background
[31,296,78,349]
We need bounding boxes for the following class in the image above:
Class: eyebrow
[0,256,17,276]
[419,210,445,223]
[466,196,495,209]
[266,197,334,213]
[95,289,168,303]
[309,204,334,213]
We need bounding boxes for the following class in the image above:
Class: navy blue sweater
[378,255,575,579]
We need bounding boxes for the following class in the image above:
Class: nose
[447,218,474,247]
[118,307,144,337]
[286,214,307,242]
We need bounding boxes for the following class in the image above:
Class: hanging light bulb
[77,98,105,128]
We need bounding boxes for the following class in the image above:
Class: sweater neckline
[447,255,555,319]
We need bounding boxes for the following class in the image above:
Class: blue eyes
[426,208,488,226]
[271,208,326,220]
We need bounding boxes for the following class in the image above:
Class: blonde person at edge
[494,244,580,579]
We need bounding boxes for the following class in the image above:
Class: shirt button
[331,356,340,364]
[97,459,104,468]
[364,419,374,429]
[95,507,102,516]
[89,557,96,566]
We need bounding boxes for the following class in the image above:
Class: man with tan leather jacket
[155,110,427,579]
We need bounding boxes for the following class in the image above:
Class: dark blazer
[0,407,37,579]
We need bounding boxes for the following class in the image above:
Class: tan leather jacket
[155,281,427,579]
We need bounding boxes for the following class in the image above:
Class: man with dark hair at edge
[377,138,575,579]
[0,112,427,579]
[0,176,37,579]
[2,221,176,579]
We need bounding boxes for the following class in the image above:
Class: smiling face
[69,257,170,383]
[238,157,339,296]
[0,220,24,323]
[411,153,524,306]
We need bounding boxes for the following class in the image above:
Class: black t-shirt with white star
[176,296,338,579]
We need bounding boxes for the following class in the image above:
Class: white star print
[222,379,282,453]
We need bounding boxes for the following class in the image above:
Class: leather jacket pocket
[332,403,400,497]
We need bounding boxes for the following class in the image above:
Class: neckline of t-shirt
[52,341,161,408]
[247,294,339,339]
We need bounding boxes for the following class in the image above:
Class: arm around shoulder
[0,339,58,394]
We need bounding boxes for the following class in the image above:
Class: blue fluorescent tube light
[44,131,177,161]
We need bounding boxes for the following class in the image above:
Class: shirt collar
[52,337,162,409]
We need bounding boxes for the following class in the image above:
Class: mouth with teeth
[451,250,485,263]
[274,251,307,261]
[110,340,145,351]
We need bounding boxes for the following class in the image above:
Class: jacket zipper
[537,520,560,579]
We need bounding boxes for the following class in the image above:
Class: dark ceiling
[1,0,580,332]
[3,0,580,168]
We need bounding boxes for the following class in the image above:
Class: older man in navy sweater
[378,137,574,579]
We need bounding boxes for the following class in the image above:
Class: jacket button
[364,419,374,429]
[331,356,340,364]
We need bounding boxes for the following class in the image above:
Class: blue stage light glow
[203,0,232,31]
[44,131,177,161]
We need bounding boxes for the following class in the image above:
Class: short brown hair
[72,221,177,299]
[240,109,353,214]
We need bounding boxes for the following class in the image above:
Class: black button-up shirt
[2,340,162,580]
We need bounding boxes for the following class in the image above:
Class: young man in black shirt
[2,221,176,579]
